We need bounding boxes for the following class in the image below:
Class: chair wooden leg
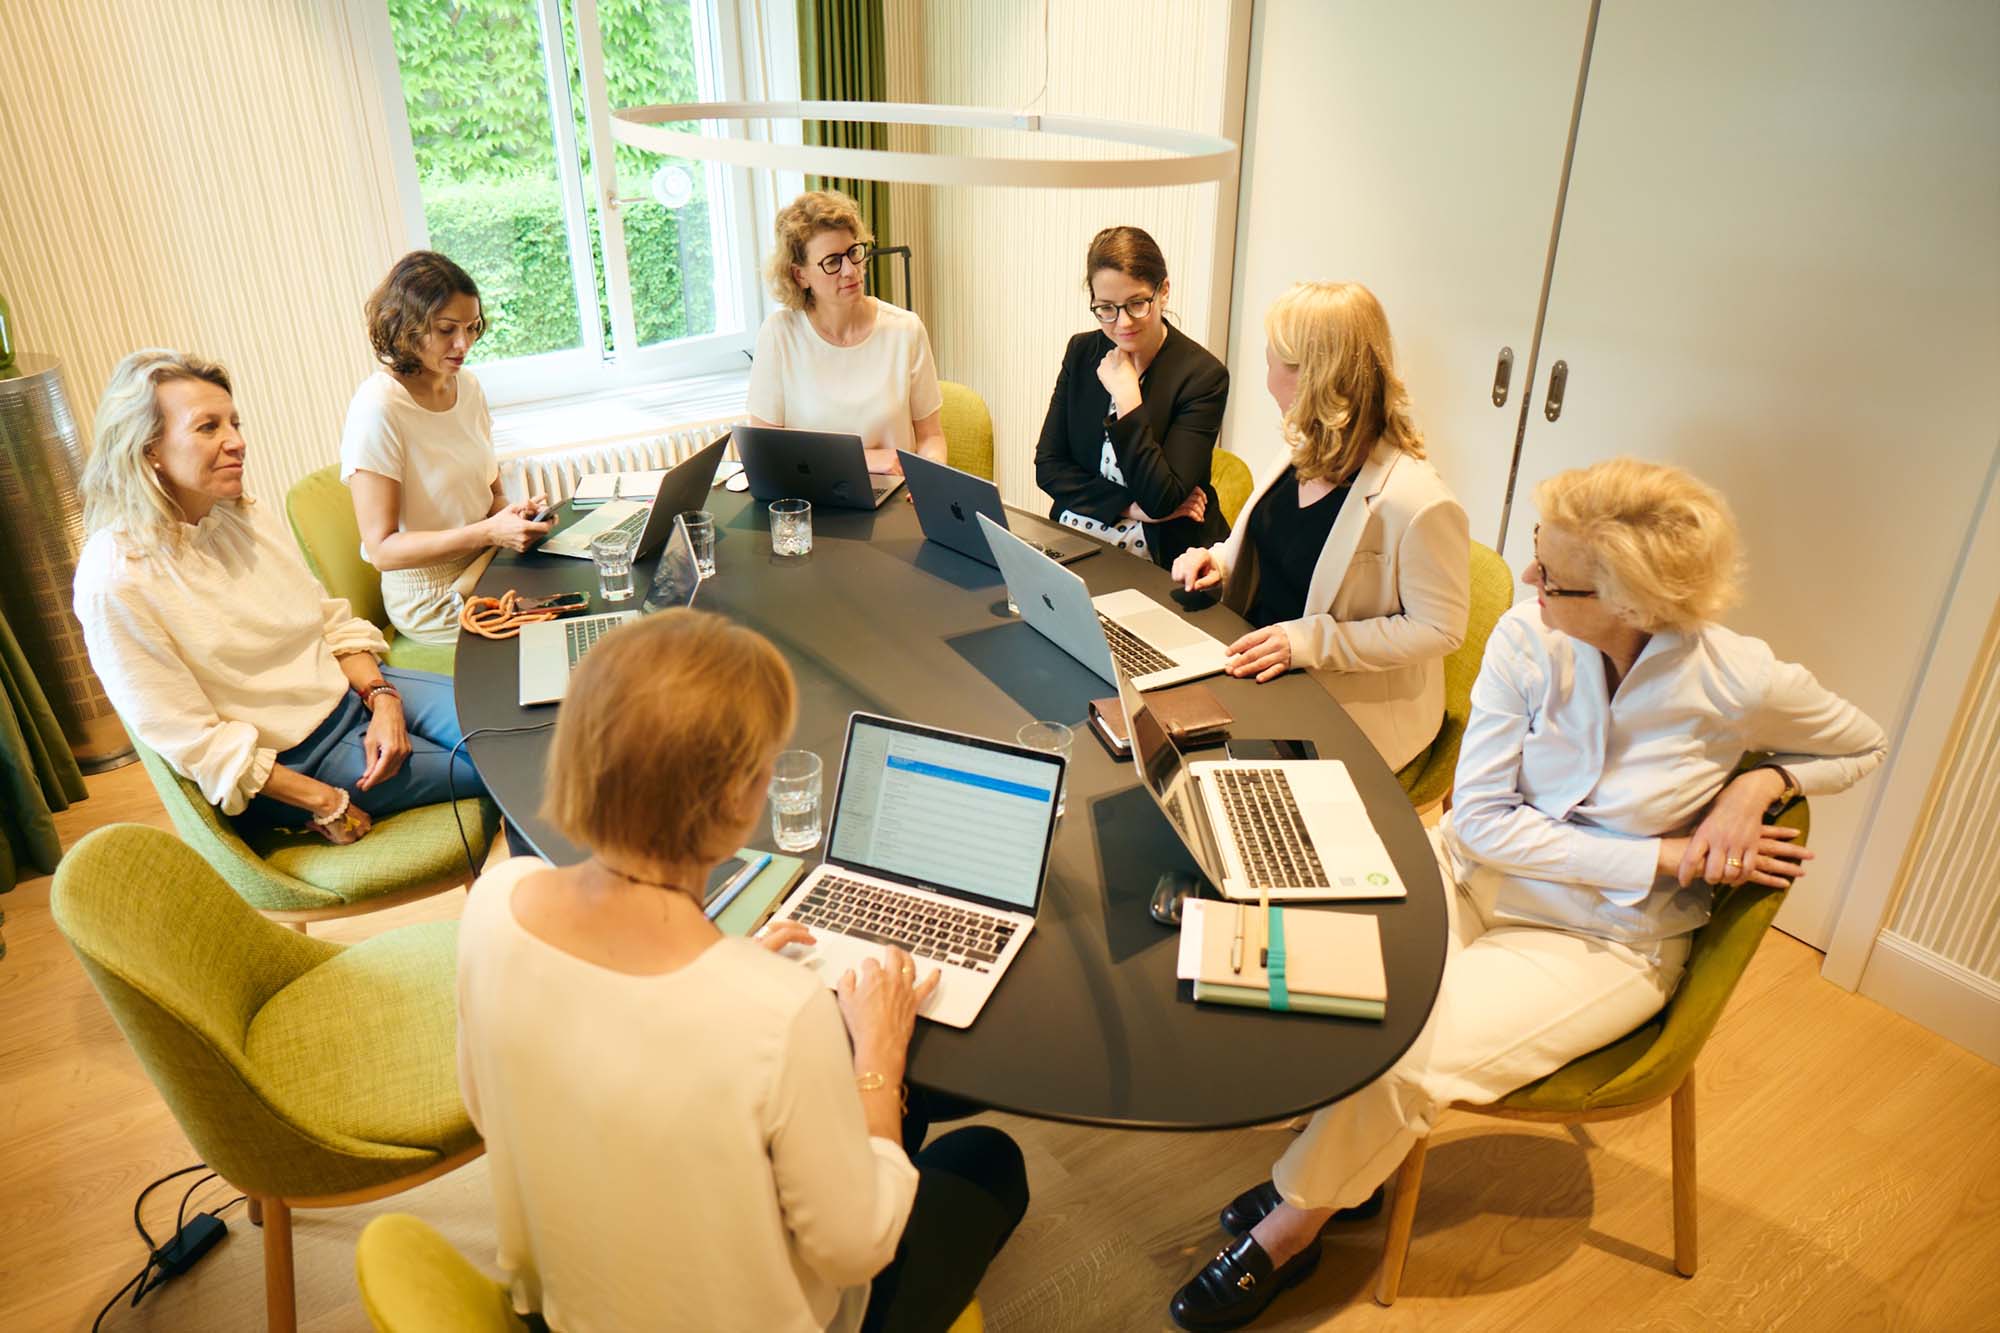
[1375,1137,1430,1306]
[247,1196,262,1226]
[262,1197,297,1332]
[1671,1079,1697,1277]
[286,921,309,935]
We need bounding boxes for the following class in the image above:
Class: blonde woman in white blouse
[1167,459,1887,1331]
[457,609,1027,1332]
[73,350,485,844]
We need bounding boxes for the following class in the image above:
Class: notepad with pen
[704,849,808,937]
[1175,897,1387,1019]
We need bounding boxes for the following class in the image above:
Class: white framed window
[363,0,797,408]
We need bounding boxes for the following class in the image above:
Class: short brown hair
[1083,225,1168,291]
[365,251,482,375]
[1535,458,1742,631]
[543,610,798,866]
[765,190,872,311]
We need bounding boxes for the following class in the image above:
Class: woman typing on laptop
[748,190,947,477]
[1170,282,1470,771]
[1165,461,1886,1330]
[456,609,1028,1332]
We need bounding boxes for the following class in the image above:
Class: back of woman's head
[1265,281,1424,483]
[1083,226,1168,290]
[366,250,480,374]
[1535,458,1742,631]
[81,348,235,550]
[543,609,798,866]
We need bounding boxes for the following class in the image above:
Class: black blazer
[1032,322,1231,569]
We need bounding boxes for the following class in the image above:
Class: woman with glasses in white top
[1167,459,1887,1332]
[748,190,946,477]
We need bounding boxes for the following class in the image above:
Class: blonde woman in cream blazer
[1174,283,1469,771]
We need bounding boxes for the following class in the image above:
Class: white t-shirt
[456,858,920,1333]
[339,369,498,642]
[747,300,944,455]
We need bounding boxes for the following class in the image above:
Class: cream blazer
[1208,442,1471,770]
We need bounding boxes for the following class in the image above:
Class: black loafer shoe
[1219,1181,1385,1237]
[1169,1233,1321,1332]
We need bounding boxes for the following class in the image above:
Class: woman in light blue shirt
[1168,458,1887,1331]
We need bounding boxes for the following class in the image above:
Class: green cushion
[1398,541,1514,806]
[247,921,475,1152]
[940,381,995,481]
[385,629,458,675]
[248,797,496,905]
[1213,448,1253,528]
[287,464,386,628]
[357,1213,527,1333]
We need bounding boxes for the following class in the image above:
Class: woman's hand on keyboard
[836,946,941,1076]
[758,920,817,954]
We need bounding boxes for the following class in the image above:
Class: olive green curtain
[1,603,85,886]
[797,0,892,289]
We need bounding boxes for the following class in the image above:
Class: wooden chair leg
[1671,1079,1697,1277]
[1375,1137,1430,1306]
[247,1196,262,1226]
[286,921,309,935]
[262,1197,297,1332]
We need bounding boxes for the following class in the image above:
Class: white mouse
[724,472,751,492]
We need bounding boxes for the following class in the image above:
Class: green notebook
[708,849,807,937]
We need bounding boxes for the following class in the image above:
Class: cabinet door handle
[1544,359,1568,422]
[1491,347,1514,407]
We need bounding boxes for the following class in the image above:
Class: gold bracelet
[855,1071,908,1114]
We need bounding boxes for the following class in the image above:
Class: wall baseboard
[1857,931,2000,1066]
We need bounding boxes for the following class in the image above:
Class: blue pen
[704,852,773,920]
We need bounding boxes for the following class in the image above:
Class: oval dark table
[456,486,1447,1130]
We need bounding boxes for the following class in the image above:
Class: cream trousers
[1272,831,1690,1209]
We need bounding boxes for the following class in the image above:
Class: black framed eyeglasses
[1532,525,1599,598]
[813,243,872,275]
[1089,293,1156,324]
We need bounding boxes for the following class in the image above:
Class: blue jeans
[236,668,486,830]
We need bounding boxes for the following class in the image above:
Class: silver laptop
[1116,668,1404,903]
[736,424,904,510]
[764,712,1064,1029]
[518,515,701,705]
[977,513,1230,691]
[541,436,730,559]
[898,449,1097,566]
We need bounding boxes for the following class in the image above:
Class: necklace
[594,856,696,899]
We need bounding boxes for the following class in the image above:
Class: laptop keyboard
[1097,612,1178,677]
[1211,768,1329,890]
[604,509,648,541]
[564,616,619,668]
[792,874,1017,973]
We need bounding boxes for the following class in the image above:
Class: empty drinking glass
[768,749,824,851]
[590,527,641,602]
[769,498,813,557]
[1016,720,1074,818]
[681,510,716,577]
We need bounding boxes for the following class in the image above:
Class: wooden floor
[5,764,1998,1332]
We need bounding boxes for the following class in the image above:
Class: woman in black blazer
[1033,227,1230,570]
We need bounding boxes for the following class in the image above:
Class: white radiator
[499,418,741,503]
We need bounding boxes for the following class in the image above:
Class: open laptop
[899,450,1097,566]
[736,424,904,510]
[540,435,730,559]
[977,513,1230,691]
[1116,667,1404,903]
[763,712,1064,1028]
[518,514,702,705]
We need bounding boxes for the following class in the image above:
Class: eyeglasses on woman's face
[1531,524,1599,598]
[1089,293,1156,324]
[811,242,872,276]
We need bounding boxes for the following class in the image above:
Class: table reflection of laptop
[977,513,1228,691]
[539,435,729,559]
[764,712,1064,1029]
[898,450,1097,566]
[736,424,904,510]
[518,514,702,706]
[1115,667,1405,903]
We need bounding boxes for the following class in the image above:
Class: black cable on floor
[449,723,554,878]
[96,1162,211,1331]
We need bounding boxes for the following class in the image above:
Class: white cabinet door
[1227,0,1592,540]
[1506,0,2000,947]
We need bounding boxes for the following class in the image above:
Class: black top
[1245,467,1352,628]
[455,490,1448,1130]
[1032,322,1230,570]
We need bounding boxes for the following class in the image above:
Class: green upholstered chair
[1395,541,1514,813]
[51,825,483,1333]
[285,464,457,676]
[1212,448,1254,528]
[127,727,497,929]
[357,1214,527,1333]
[1375,792,1811,1303]
[940,381,996,481]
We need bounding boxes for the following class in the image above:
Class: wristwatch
[1757,763,1801,808]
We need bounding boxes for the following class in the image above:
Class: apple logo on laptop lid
[1041,593,1056,612]
[950,501,966,521]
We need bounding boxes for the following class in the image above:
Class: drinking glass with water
[681,510,717,577]
[769,498,812,557]
[768,749,823,851]
[590,528,641,602]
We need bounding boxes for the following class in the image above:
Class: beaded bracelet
[311,788,352,828]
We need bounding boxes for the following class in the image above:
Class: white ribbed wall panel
[1887,606,2000,984]
[0,0,408,506]
[883,1,1238,511]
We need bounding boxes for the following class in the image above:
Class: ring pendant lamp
[608,100,1239,189]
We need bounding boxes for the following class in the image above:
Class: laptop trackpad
[1126,606,1213,651]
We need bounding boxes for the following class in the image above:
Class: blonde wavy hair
[1265,282,1425,484]
[1534,458,1743,632]
[764,189,873,312]
[80,349,245,553]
